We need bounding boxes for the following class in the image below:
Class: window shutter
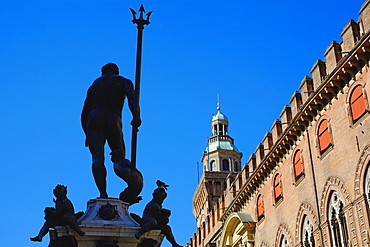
[293,150,304,178]
[318,120,331,152]
[350,85,366,121]
[274,174,282,199]
[257,195,264,218]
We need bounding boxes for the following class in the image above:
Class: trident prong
[138,4,145,19]
[129,8,137,21]
[146,11,153,22]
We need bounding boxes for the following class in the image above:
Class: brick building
[188,1,370,246]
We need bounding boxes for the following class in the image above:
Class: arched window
[274,173,283,201]
[350,85,367,121]
[302,216,315,247]
[329,191,349,247]
[222,159,230,171]
[317,119,331,153]
[293,150,304,180]
[257,194,264,221]
[210,160,217,171]
[234,161,240,172]
[280,235,289,247]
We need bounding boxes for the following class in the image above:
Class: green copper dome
[212,110,228,121]
[205,140,240,153]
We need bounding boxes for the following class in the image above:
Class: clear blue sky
[0,1,365,246]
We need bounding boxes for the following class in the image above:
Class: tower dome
[212,109,228,121]
[202,105,242,173]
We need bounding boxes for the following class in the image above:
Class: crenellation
[262,132,273,153]
[359,0,370,34]
[299,75,314,104]
[271,119,283,145]
[244,164,252,182]
[248,153,257,171]
[324,41,342,75]
[310,59,327,90]
[255,143,265,165]
[280,105,292,133]
[289,91,303,120]
[341,20,361,53]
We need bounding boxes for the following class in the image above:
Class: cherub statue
[30,185,85,242]
[135,182,182,247]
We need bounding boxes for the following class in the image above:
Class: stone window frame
[353,145,370,242]
[275,223,293,247]
[319,176,352,246]
[294,202,319,246]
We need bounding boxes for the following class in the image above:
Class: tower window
[218,124,223,135]
[234,161,240,172]
[222,159,230,171]
[350,84,367,122]
[210,160,217,171]
[213,125,217,136]
[317,119,332,153]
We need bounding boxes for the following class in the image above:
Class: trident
[129,5,152,169]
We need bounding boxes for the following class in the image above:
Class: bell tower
[202,105,242,173]
[192,105,242,241]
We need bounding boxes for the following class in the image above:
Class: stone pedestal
[49,198,164,247]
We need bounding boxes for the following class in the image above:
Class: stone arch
[319,176,351,222]
[353,144,370,244]
[345,78,367,104]
[319,176,355,246]
[219,212,256,247]
[275,223,293,247]
[295,202,319,244]
[354,144,370,197]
